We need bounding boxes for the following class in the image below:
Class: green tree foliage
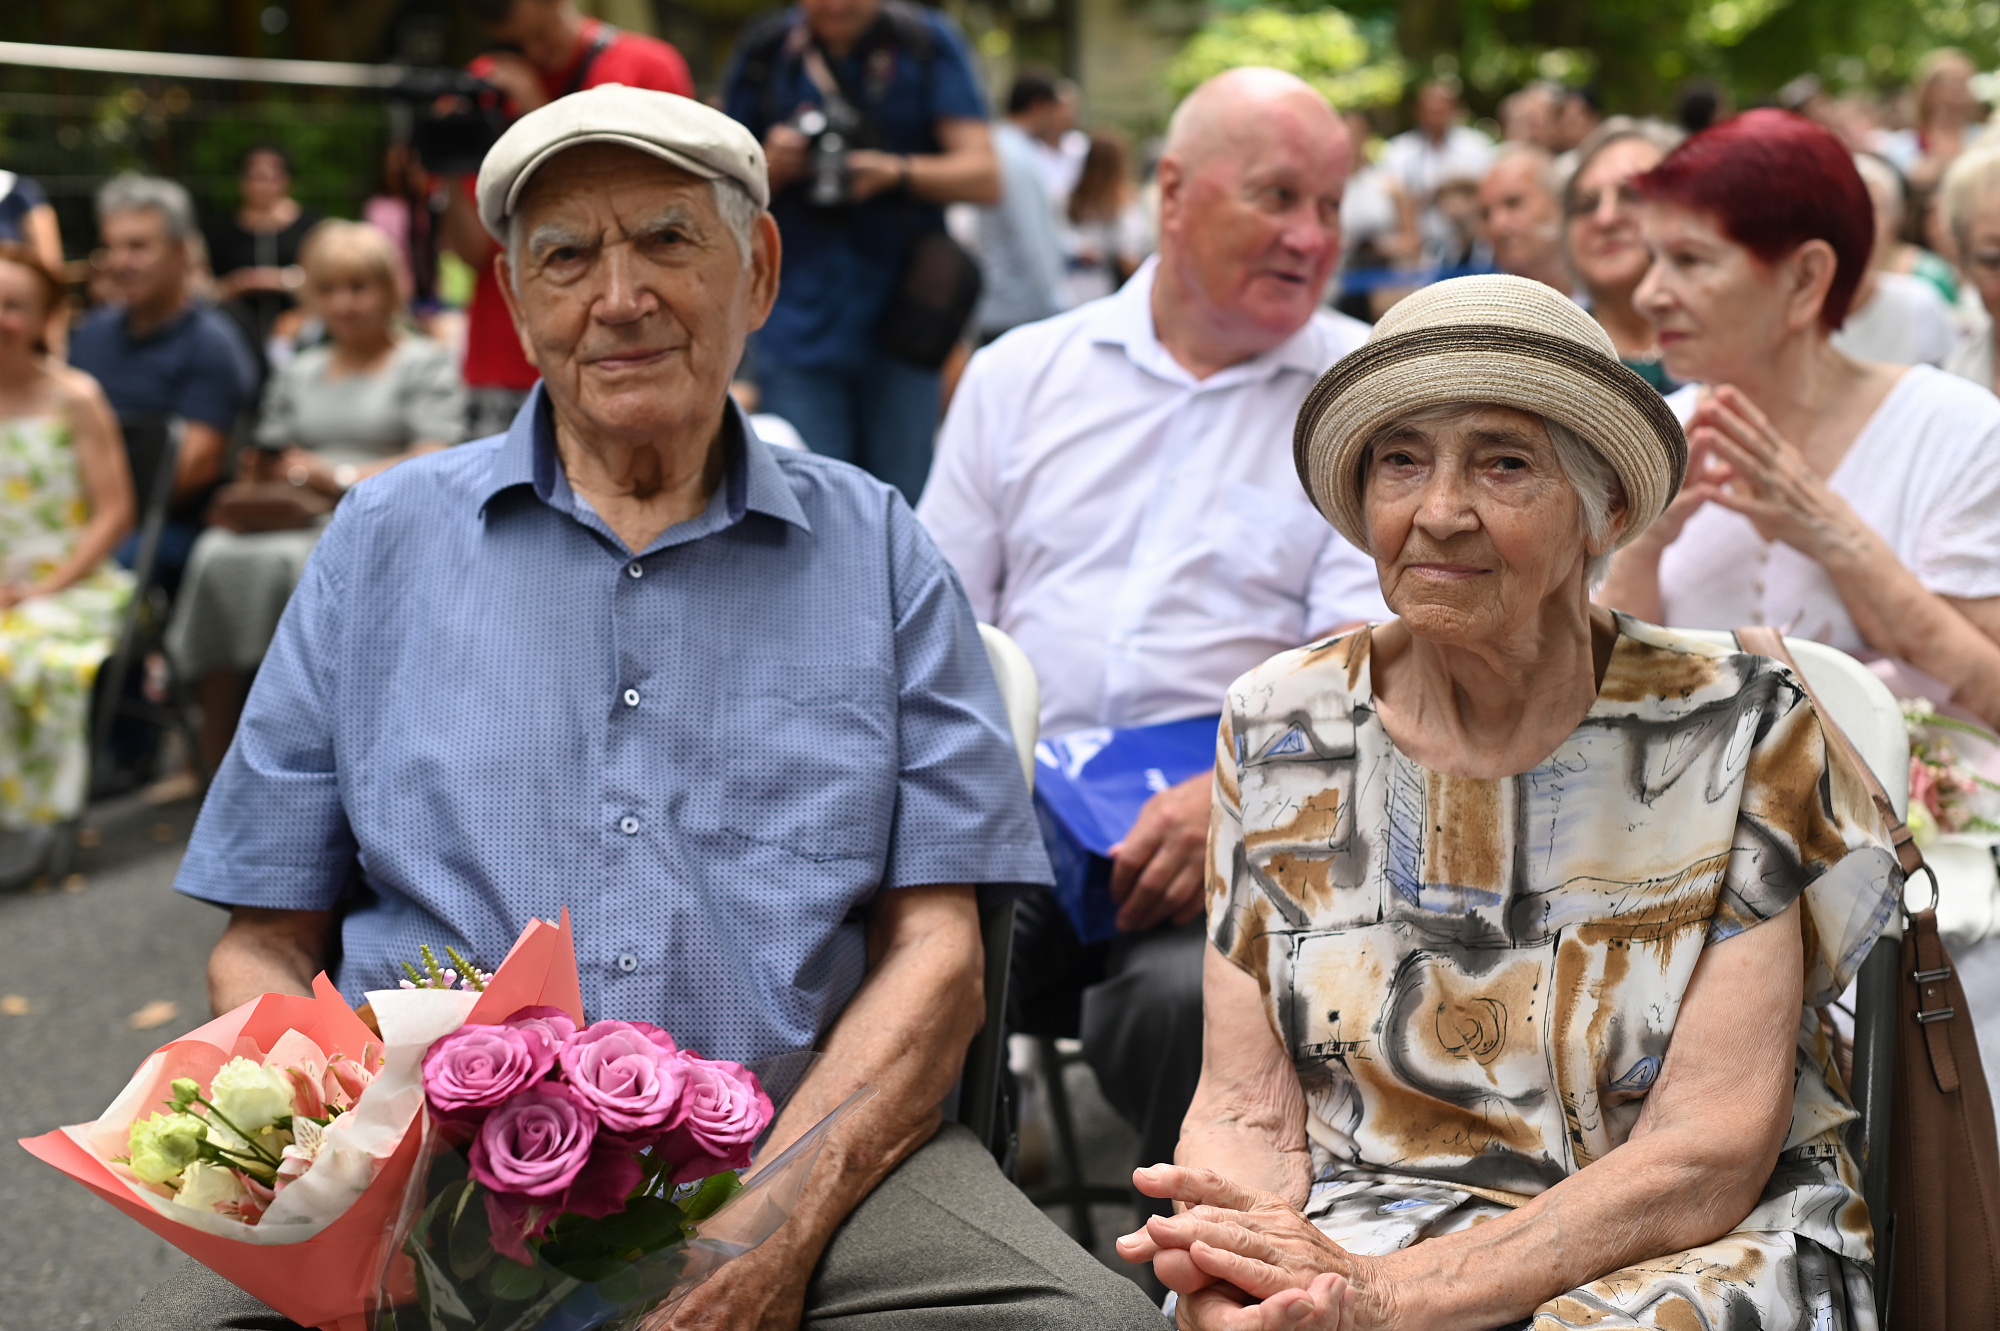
[1173,0,2000,118]
[1167,8,1407,108]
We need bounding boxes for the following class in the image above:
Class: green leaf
[447,1184,496,1281]
[481,1258,544,1303]
[678,1171,744,1226]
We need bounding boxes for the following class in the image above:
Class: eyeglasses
[1566,183,1645,219]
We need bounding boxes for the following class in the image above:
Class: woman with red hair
[1601,109,2000,726]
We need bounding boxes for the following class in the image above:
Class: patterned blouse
[1205,614,1901,1268]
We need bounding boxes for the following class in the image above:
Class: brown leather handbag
[1738,626,2000,1328]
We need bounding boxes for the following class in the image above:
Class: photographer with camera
[723,0,998,501]
[434,0,692,439]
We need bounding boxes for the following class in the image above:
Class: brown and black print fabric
[1206,614,1902,1329]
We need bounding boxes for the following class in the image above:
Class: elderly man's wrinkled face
[498,144,778,448]
[1480,155,1564,281]
[100,208,188,313]
[1365,406,1602,644]
[1158,94,1348,349]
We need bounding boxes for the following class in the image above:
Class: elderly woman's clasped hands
[1116,1167,1373,1330]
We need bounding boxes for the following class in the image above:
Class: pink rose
[504,1005,579,1049]
[557,1021,685,1136]
[481,1141,644,1263]
[423,1023,558,1117]
[658,1057,773,1184]
[469,1082,598,1198]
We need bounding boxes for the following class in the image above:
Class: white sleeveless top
[1658,364,2000,651]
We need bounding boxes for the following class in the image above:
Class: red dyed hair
[1635,108,1874,330]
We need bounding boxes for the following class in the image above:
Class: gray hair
[1361,404,1626,588]
[1487,142,1562,202]
[1562,117,1684,214]
[1941,144,2000,255]
[96,172,199,242]
[1852,151,1907,231]
[506,176,759,294]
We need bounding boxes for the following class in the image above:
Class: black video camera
[394,67,512,177]
[786,101,866,209]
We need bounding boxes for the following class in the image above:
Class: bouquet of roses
[21,912,861,1331]
[1903,697,2000,842]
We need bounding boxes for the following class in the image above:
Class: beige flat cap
[1293,274,1687,554]
[475,83,768,240]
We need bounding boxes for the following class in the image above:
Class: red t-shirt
[461,20,694,391]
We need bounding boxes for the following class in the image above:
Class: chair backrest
[1677,627,1908,1300]
[957,625,1041,1159]
[116,414,183,516]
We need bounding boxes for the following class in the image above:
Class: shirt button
[617,953,638,974]
[619,815,640,835]
[622,688,640,707]
[626,562,644,579]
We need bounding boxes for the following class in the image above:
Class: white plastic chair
[1679,629,1908,1284]
[956,625,1040,1158]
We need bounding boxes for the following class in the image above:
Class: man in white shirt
[918,65,1386,1208]
[1480,142,1574,294]
[1382,79,1496,265]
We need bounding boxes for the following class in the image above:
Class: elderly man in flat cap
[115,86,1160,1331]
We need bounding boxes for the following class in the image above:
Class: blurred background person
[723,0,998,502]
[1060,127,1152,308]
[1564,118,1684,391]
[1383,78,1495,267]
[168,220,462,773]
[1905,48,1989,196]
[0,169,62,274]
[1478,142,1572,293]
[1020,71,1088,214]
[205,145,321,373]
[1333,110,1422,321]
[438,0,693,441]
[972,70,1067,344]
[68,174,255,596]
[1676,78,1731,135]
[1832,152,1961,366]
[1941,145,2000,391]
[1600,109,2000,729]
[1498,81,1562,150]
[1556,83,1605,152]
[0,242,135,873]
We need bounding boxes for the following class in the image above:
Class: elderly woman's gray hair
[1362,404,1626,587]
[96,172,200,242]
[1941,144,2000,256]
[1562,117,1685,211]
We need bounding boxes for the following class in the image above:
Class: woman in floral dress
[0,243,135,852]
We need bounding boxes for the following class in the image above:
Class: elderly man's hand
[653,1233,809,1331]
[1119,1165,1393,1331]
[763,123,810,191]
[1109,773,1212,933]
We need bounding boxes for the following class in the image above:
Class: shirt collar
[478,385,811,536]
[1085,256,1330,386]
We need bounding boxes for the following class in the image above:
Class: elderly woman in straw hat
[1114,274,1901,1331]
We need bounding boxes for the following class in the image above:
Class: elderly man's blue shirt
[174,390,1051,1062]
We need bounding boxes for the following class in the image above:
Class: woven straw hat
[1293,274,1687,554]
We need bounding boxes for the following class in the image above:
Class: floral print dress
[1206,614,1901,1330]
[0,416,131,826]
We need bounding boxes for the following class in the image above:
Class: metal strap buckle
[1915,1007,1958,1025]
[1912,966,1954,984]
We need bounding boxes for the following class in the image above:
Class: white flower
[172,1160,250,1214]
[273,1117,325,1194]
[207,1058,296,1136]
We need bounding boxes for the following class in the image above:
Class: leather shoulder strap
[1735,626,1963,1094]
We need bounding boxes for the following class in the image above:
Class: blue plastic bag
[1031,714,1221,944]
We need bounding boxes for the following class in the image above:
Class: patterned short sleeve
[1205,708,1245,960]
[1714,662,1903,1006]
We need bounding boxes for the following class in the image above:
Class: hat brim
[486,133,747,240]
[1293,324,1689,556]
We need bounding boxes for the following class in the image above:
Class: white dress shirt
[918,259,1389,736]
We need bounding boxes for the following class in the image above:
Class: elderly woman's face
[1565,137,1662,298]
[1959,190,2000,320]
[1633,201,1796,386]
[499,144,778,447]
[1364,405,1597,642]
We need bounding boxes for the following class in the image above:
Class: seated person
[0,243,135,860]
[205,145,323,370]
[1599,110,2000,728]
[115,86,1162,1331]
[168,219,464,772]
[1117,275,1899,1329]
[68,173,257,593]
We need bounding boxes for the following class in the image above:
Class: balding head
[1151,68,1352,370]
[1164,67,1349,177]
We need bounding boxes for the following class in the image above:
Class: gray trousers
[111,1124,1164,1330]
